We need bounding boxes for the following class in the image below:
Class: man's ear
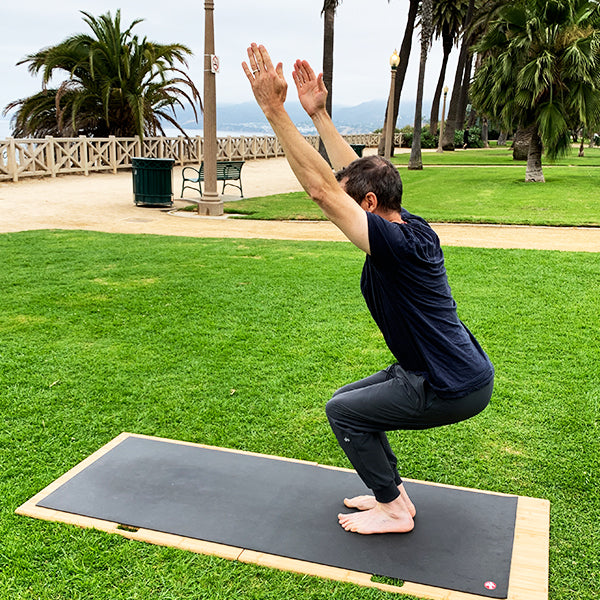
[363,192,378,213]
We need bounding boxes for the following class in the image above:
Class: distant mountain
[170,99,431,135]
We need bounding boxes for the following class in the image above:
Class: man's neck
[375,208,405,224]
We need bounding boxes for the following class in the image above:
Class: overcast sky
[1,0,458,120]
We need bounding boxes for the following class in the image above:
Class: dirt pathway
[1,155,598,252]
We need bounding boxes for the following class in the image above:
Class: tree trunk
[378,0,419,155]
[525,126,544,182]
[578,128,585,157]
[457,52,474,128]
[466,54,483,130]
[482,117,489,148]
[441,0,475,150]
[408,1,432,170]
[319,6,335,165]
[513,125,533,160]
[467,107,477,128]
[429,28,453,136]
[497,131,508,146]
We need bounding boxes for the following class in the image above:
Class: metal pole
[198,0,223,215]
[384,67,397,159]
[436,87,448,153]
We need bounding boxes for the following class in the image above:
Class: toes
[338,512,358,529]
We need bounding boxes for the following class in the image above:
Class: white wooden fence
[0,133,400,182]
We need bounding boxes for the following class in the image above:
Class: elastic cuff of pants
[373,482,401,504]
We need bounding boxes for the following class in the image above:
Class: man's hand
[292,58,357,171]
[292,60,328,118]
[241,43,369,253]
[242,43,287,119]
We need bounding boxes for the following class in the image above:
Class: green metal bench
[181,160,245,198]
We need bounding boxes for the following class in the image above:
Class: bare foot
[338,497,414,534]
[399,484,416,517]
[343,484,416,517]
[343,494,377,511]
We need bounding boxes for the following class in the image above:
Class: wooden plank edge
[505,496,550,600]
[238,549,502,600]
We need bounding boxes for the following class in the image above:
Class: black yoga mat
[38,435,517,598]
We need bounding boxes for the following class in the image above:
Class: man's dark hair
[335,155,403,212]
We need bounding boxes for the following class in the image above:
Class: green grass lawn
[225,164,600,226]
[395,146,600,166]
[1,230,599,599]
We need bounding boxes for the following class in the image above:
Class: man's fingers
[293,60,303,84]
[293,59,319,89]
[246,44,260,71]
[293,60,310,85]
[317,72,327,92]
[247,43,277,77]
[300,60,317,81]
[257,44,274,72]
[241,61,254,82]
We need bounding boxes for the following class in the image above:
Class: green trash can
[350,143,366,157]
[132,157,175,207]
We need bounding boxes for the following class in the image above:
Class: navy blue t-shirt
[361,210,494,399]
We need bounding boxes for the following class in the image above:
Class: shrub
[399,125,438,148]
[456,127,484,148]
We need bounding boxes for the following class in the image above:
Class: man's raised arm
[292,60,358,171]
[242,44,369,254]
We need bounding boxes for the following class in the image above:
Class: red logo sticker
[484,581,497,590]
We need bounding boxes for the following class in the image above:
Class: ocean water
[0,121,269,140]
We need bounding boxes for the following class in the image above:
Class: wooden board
[16,432,550,600]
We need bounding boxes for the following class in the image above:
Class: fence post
[45,136,56,177]
[136,136,143,161]
[108,136,117,173]
[79,135,89,176]
[178,136,184,165]
[7,137,18,182]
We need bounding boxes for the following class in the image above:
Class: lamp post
[198,0,223,215]
[436,85,449,153]
[384,49,400,159]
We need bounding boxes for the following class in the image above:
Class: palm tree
[470,0,600,181]
[440,0,476,150]
[319,0,342,163]
[438,0,509,151]
[408,0,434,169]
[429,0,470,137]
[379,0,420,156]
[4,10,200,138]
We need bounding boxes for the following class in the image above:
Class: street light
[198,0,223,215]
[384,50,400,159]
[436,85,449,153]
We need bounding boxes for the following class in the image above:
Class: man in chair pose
[243,44,494,535]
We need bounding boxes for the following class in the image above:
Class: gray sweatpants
[325,363,493,503]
